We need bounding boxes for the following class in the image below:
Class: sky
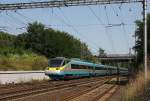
[0,0,150,55]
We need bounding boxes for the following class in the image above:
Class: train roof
[50,57,127,69]
[70,58,115,68]
[70,58,116,68]
[70,59,94,66]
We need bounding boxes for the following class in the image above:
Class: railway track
[62,79,110,101]
[0,76,112,101]
[69,79,118,101]
[0,77,102,94]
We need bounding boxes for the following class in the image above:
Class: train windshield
[48,59,63,67]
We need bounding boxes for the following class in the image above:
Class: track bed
[0,76,128,101]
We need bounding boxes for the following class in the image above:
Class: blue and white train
[45,57,128,80]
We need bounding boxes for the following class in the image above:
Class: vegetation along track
[0,76,113,101]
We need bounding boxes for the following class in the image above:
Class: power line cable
[104,6,110,24]
[118,5,130,50]
[56,8,100,53]
[5,11,27,26]
[14,11,33,23]
[88,6,105,25]
[110,5,129,50]
[104,6,115,53]
[87,5,116,54]
[50,10,99,54]
[0,11,23,31]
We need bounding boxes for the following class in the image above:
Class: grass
[123,69,150,101]
[0,53,48,71]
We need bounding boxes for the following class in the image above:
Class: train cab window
[62,61,65,66]
[48,59,63,67]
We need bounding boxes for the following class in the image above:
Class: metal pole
[143,0,147,80]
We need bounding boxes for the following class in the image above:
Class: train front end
[45,57,66,80]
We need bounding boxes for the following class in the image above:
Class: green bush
[0,52,48,71]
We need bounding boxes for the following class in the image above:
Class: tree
[0,31,16,48]
[80,43,92,60]
[133,13,150,67]
[14,22,92,59]
[98,48,106,57]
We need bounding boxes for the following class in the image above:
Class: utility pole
[142,0,147,80]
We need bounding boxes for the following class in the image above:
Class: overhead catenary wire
[14,11,33,23]
[104,6,110,25]
[0,11,24,32]
[88,6,105,25]
[5,11,27,26]
[118,5,130,50]
[55,8,100,54]
[88,5,116,54]
[58,8,101,46]
[88,6,114,54]
[108,5,130,51]
[59,9,106,56]
[51,10,99,55]
[88,5,118,54]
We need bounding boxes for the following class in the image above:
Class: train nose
[45,70,61,75]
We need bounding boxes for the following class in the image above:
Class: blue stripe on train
[47,70,110,79]
[47,71,92,79]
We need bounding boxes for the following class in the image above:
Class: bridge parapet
[97,54,135,62]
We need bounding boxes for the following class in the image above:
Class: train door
[107,67,112,76]
[106,66,109,76]
[109,68,112,75]
[93,65,96,77]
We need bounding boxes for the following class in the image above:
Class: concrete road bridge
[98,54,135,62]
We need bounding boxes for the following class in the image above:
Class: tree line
[1,22,92,60]
[133,13,150,69]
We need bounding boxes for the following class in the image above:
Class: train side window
[71,64,75,69]
[88,66,93,69]
[71,64,88,69]
[80,65,86,69]
[71,64,79,69]
[95,67,107,70]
